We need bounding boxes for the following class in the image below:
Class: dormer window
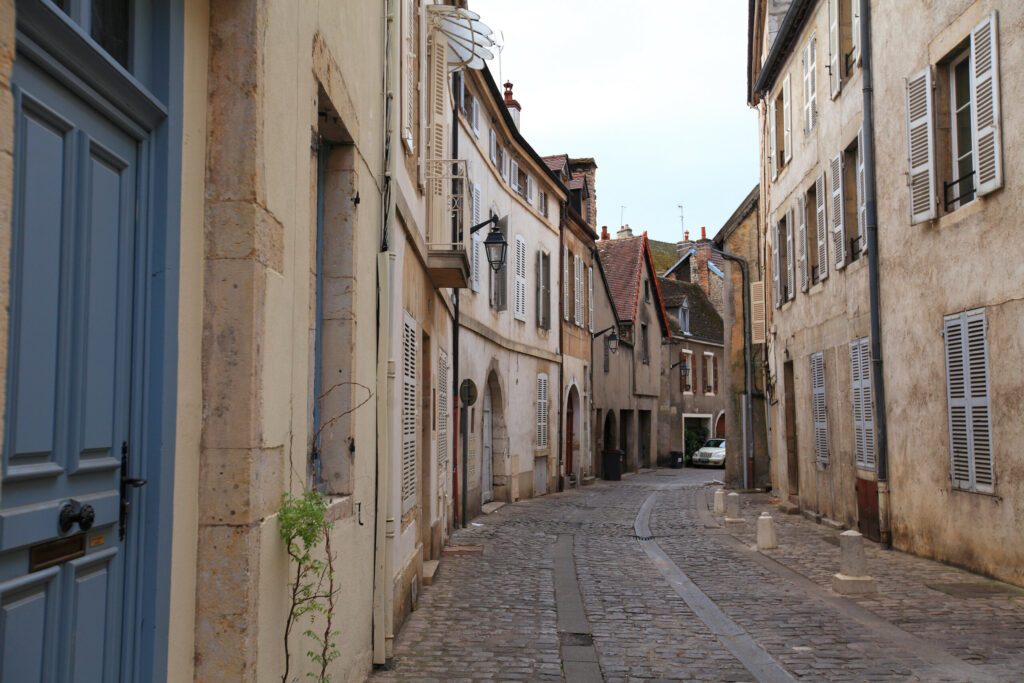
[679,299,690,335]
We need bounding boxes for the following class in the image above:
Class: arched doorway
[565,385,581,480]
[715,412,726,438]
[483,371,508,504]
[601,411,617,479]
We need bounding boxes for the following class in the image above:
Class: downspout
[557,204,566,490]
[373,0,396,666]
[859,0,891,548]
[712,247,755,490]
[452,87,466,528]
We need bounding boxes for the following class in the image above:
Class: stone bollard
[756,512,777,550]
[713,488,726,515]
[725,492,744,524]
[831,530,877,594]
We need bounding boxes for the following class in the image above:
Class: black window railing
[943,170,976,212]
[850,235,863,261]
[811,265,820,285]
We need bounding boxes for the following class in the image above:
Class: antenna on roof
[677,204,684,240]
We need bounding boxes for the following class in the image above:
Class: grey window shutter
[830,153,847,269]
[785,207,795,301]
[828,0,842,98]
[944,310,993,492]
[563,245,569,321]
[536,374,549,448]
[771,221,781,309]
[850,337,874,470]
[543,253,551,329]
[798,194,808,292]
[769,99,778,180]
[970,12,1003,196]
[535,250,542,326]
[815,172,829,280]
[811,351,829,465]
[588,266,594,332]
[856,128,867,253]
[905,67,936,224]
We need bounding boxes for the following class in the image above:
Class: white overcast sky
[470,0,758,244]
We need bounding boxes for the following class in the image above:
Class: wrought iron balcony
[426,158,471,288]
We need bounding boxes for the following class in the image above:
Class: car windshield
[704,439,725,448]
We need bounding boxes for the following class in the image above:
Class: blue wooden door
[0,50,138,681]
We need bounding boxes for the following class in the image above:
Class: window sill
[325,495,355,523]
[936,197,984,230]
[950,485,999,499]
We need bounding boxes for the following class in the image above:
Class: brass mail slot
[30,534,86,572]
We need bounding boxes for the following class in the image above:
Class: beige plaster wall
[871,0,1024,585]
[658,338,727,460]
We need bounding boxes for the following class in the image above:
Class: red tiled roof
[567,174,586,190]
[542,154,569,174]
[596,234,671,337]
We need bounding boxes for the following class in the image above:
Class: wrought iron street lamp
[592,325,619,354]
[483,224,507,272]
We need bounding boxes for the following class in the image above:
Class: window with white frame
[944,309,993,493]
[536,373,549,448]
[488,129,497,164]
[536,250,551,330]
[513,235,527,321]
[849,336,875,470]
[703,351,717,394]
[679,349,693,393]
[803,34,817,134]
[401,313,418,512]
[810,351,829,465]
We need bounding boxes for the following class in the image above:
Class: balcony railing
[425,158,471,288]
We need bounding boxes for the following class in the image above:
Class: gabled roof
[659,278,724,345]
[663,246,725,280]
[713,184,760,247]
[596,234,671,337]
[542,154,569,175]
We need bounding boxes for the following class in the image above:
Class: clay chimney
[600,225,610,241]
[701,226,707,240]
[616,224,633,239]
[504,81,521,130]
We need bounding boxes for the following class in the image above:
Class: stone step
[422,560,439,586]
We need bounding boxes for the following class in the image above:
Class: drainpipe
[557,204,566,491]
[859,0,891,548]
[711,246,754,491]
[373,0,397,665]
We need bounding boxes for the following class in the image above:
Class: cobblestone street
[372,469,1024,682]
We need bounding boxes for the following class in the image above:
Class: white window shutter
[803,37,817,133]
[771,221,781,309]
[573,255,582,326]
[510,159,519,192]
[768,99,778,180]
[850,337,875,470]
[815,172,828,281]
[750,281,766,344]
[811,351,829,465]
[797,194,808,292]
[785,207,795,301]
[970,12,1002,196]
[536,374,549,448]
[830,153,847,269]
[438,350,448,473]
[563,245,569,321]
[526,176,535,202]
[535,250,542,326]
[905,67,936,224]
[828,0,842,99]
[428,33,448,200]
[782,75,792,163]
[850,0,860,63]
[471,97,480,135]
[588,266,594,332]
[401,314,418,513]
[489,129,497,163]
[513,235,527,321]
[856,128,866,253]
[944,310,993,492]
[401,0,415,150]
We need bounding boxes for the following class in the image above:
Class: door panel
[1,54,138,681]
[482,390,492,504]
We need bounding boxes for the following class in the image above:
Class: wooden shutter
[782,75,792,163]
[588,266,594,332]
[510,159,519,192]
[815,172,828,280]
[471,97,480,135]
[785,207,795,301]
[905,67,936,224]
[771,221,781,309]
[828,0,842,99]
[488,129,497,163]
[543,252,551,329]
[701,354,708,393]
[850,0,860,62]
[944,310,993,492]
[514,235,526,321]
[471,185,481,292]
[712,355,719,395]
[850,337,875,470]
[830,153,847,269]
[438,350,449,473]
[750,281,766,344]
[856,128,866,253]
[526,176,535,202]
[797,194,808,292]
[803,36,817,132]
[402,0,415,149]
[535,251,542,326]
[679,350,685,392]
[401,314,418,512]
[428,32,447,177]
[811,351,829,464]
[536,373,549,448]
[563,245,569,321]
[970,12,1002,196]
[769,99,778,180]
[573,255,582,325]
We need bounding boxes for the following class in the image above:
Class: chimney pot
[600,225,610,241]
[684,230,689,241]
[701,226,707,240]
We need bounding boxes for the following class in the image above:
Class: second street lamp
[483,223,507,272]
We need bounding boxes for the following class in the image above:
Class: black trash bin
[603,449,624,481]
[669,450,686,469]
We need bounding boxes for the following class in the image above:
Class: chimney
[504,81,521,130]
[700,225,708,241]
[616,224,633,239]
[600,225,610,241]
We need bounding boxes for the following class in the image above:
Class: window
[562,245,570,322]
[401,0,418,152]
[810,351,829,465]
[702,352,717,394]
[944,310,993,493]
[489,210,508,311]
[513,235,527,321]
[768,78,791,177]
[489,129,497,164]
[588,266,594,332]
[536,373,549,448]
[438,350,449,476]
[510,158,520,193]
[641,324,650,364]
[539,190,548,218]
[401,313,418,512]
[526,175,535,202]
[907,12,1002,224]
[470,184,482,292]
[771,207,794,308]
[679,299,690,335]
[498,147,509,181]
[849,337,875,471]
[830,134,864,270]
[536,250,551,329]
[460,81,479,136]
[803,35,817,133]
[803,175,828,287]
[603,337,610,373]
[827,0,853,98]
[680,350,693,393]
[574,254,583,326]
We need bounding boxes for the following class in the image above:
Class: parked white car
[692,439,726,467]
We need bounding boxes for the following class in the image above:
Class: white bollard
[713,488,726,515]
[725,492,744,524]
[756,512,777,550]
[832,530,876,594]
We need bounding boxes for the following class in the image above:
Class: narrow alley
[373,469,1024,682]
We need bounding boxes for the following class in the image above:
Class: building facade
[750,0,1023,586]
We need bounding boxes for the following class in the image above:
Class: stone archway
[715,412,726,438]
[565,385,581,480]
[484,370,509,503]
[601,411,617,479]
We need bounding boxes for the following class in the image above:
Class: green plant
[684,427,708,457]
[278,491,339,682]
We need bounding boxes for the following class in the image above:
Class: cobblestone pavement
[372,469,1024,682]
